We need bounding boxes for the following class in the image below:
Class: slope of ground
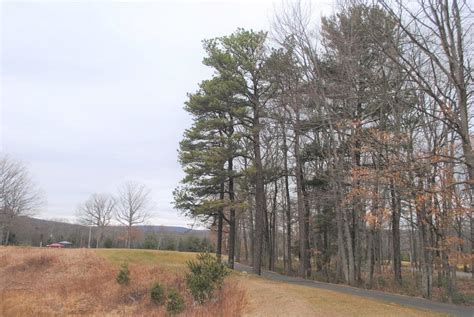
[0,247,244,316]
[0,247,458,316]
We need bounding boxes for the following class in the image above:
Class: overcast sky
[1,0,333,227]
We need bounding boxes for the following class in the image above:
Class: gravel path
[234,263,474,317]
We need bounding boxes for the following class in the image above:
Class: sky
[1,0,333,227]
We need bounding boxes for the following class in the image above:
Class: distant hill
[7,216,210,248]
[132,225,207,235]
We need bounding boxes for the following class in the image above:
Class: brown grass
[0,247,246,316]
[1,247,450,316]
[240,273,446,317]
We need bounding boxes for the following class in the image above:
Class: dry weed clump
[189,278,246,317]
[0,247,246,316]
[25,253,57,265]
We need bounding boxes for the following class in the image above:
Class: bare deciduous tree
[76,193,115,248]
[116,182,153,248]
[0,155,42,245]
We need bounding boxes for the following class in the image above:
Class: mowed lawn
[0,247,444,316]
[96,248,199,269]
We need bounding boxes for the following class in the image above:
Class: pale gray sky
[1,0,332,227]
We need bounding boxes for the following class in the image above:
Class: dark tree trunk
[228,208,236,268]
[228,158,236,269]
[300,164,312,277]
[216,183,225,261]
[264,187,270,269]
[269,180,278,271]
[390,179,402,285]
[248,194,255,266]
[416,179,432,299]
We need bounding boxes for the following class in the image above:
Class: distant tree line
[5,215,214,252]
[142,233,214,252]
[174,0,473,303]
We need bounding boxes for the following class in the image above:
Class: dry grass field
[0,247,245,316]
[0,247,445,316]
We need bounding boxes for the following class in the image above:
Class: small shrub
[116,263,130,285]
[103,238,114,248]
[185,252,229,304]
[150,282,166,305]
[376,275,386,287]
[166,289,185,315]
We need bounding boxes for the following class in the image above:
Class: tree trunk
[216,212,224,260]
[390,179,402,284]
[367,227,374,288]
[443,250,453,304]
[343,207,356,286]
[270,180,278,271]
[5,229,10,246]
[282,197,287,271]
[228,208,236,269]
[408,201,417,273]
[294,109,310,278]
[216,183,225,261]
[235,216,241,263]
[248,194,255,266]
[243,217,249,262]
[336,181,349,284]
[367,181,378,288]
[96,228,100,249]
[416,179,432,299]
[263,188,270,269]
[471,211,474,279]
[253,110,266,275]
[228,158,236,269]
[300,164,312,277]
[282,126,292,274]
[0,225,4,245]
[88,226,92,249]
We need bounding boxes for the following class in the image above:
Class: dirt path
[235,263,473,317]
[241,278,318,317]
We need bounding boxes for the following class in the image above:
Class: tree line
[4,215,213,254]
[174,0,473,302]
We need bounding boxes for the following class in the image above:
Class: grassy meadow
[0,247,244,316]
[0,247,447,316]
